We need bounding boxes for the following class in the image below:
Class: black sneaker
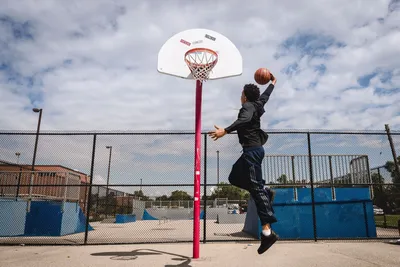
[257,231,278,255]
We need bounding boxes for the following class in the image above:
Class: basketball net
[184,48,218,81]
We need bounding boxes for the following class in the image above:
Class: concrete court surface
[0,241,399,267]
[1,219,398,245]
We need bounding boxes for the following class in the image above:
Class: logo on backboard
[205,34,216,41]
[192,40,203,45]
[180,39,191,46]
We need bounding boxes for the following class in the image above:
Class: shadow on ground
[91,249,192,267]
[385,239,400,246]
[213,231,255,239]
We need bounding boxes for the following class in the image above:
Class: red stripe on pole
[193,79,202,259]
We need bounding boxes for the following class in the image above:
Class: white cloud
[92,175,106,185]
[0,0,398,132]
[1,0,400,197]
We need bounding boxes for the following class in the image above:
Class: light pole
[15,152,20,164]
[28,108,42,212]
[105,146,112,217]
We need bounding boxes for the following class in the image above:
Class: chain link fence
[0,130,399,245]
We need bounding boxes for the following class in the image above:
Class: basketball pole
[193,79,202,259]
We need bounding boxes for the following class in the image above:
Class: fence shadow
[91,248,192,266]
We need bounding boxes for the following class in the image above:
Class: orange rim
[184,48,218,68]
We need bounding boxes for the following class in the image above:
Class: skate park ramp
[0,198,93,237]
[142,207,244,223]
[132,200,145,220]
[142,208,196,220]
[132,208,144,220]
[0,199,27,236]
[203,207,230,221]
[243,187,377,239]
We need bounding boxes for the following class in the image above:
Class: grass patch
[375,214,400,228]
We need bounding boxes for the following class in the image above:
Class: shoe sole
[258,235,278,255]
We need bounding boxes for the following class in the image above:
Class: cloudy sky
[1,0,399,197]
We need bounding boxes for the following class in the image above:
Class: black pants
[228,146,277,226]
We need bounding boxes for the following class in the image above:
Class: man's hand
[270,72,277,85]
[208,125,227,141]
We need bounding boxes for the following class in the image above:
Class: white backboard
[157,28,242,80]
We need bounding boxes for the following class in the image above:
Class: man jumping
[208,72,278,254]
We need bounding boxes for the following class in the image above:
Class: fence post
[291,156,298,201]
[376,167,388,228]
[328,156,336,200]
[203,133,207,244]
[16,167,22,200]
[307,132,317,242]
[62,172,69,212]
[95,186,99,216]
[84,134,97,245]
[385,124,400,180]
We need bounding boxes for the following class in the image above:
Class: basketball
[254,68,271,85]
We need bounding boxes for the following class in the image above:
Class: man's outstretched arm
[224,102,255,133]
[258,74,277,106]
[208,102,255,141]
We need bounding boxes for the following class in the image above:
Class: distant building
[0,160,90,213]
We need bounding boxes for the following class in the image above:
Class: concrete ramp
[100,218,116,223]
[132,208,144,220]
[143,208,193,220]
[217,213,246,224]
[141,207,231,221]
[132,200,145,220]
[203,207,228,220]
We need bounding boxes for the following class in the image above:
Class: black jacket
[225,84,275,147]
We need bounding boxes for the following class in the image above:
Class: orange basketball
[254,68,271,85]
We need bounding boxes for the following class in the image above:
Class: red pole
[193,79,202,259]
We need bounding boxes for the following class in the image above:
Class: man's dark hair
[243,83,260,102]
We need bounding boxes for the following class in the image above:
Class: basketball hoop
[184,48,218,81]
[158,29,242,259]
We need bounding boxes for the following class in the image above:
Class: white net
[184,48,218,81]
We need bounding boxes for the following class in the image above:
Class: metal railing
[0,171,81,202]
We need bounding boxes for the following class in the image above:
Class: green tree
[155,195,169,201]
[208,182,249,200]
[383,156,400,211]
[371,172,390,212]
[277,174,288,184]
[169,190,193,201]
[274,174,298,188]
[384,156,400,185]
[133,190,150,201]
